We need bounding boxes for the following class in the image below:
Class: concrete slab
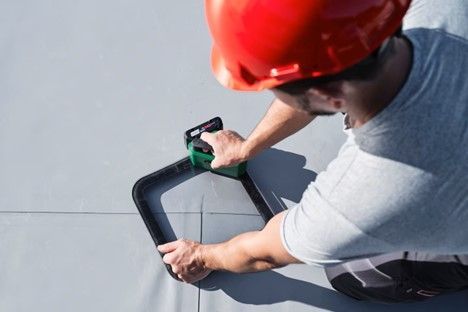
[147,169,260,215]
[0,0,273,214]
[0,212,200,312]
[201,213,265,245]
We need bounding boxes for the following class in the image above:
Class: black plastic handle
[132,157,274,282]
[192,138,214,152]
[184,117,223,148]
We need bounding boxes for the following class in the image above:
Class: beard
[309,110,337,116]
[295,94,337,116]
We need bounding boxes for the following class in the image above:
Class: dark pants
[325,252,468,303]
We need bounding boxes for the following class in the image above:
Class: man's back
[280,0,468,264]
[349,26,468,252]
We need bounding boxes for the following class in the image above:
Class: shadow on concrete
[248,148,318,213]
[200,270,468,311]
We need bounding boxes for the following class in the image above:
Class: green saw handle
[187,137,246,178]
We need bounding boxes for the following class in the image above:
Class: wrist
[199,244,221,271]
[241,138,258,161]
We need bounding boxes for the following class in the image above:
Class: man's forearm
[199,211,299,273]
[201,231,278,273]
[243,98,315,158]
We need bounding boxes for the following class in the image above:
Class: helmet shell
[205,0,411,91]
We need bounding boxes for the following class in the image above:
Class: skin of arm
[158,211,302,283]
[243,97,315,158]
[200,98,315,168]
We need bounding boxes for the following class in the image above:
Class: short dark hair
[274,30,401,96]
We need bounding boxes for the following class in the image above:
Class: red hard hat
[205,0,411,91]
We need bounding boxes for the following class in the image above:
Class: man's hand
[158,212,300,281]
[158,239,212,283]
[200,130,249,169]
[199,99,315,170]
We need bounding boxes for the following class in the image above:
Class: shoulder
[403,0,468,40]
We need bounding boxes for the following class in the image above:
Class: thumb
[157,241,179,253]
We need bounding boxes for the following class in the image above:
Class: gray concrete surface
[0,213,200,311]
[1,1,467,311]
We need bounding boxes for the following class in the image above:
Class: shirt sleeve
[280,184,392,266]
[280,140,406,266]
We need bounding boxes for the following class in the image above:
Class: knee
[327,271,440,304]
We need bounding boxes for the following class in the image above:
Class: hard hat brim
[211,46,278,91]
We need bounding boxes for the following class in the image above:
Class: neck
[347,36,413,128]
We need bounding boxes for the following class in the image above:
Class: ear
[307,82,346,110]
[328,97,345,110]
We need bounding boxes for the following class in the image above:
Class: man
[158,0,468,303]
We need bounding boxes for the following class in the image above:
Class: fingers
[162,253,176,266]
[200,132,221,168]
[157,240,179,253]
[210,156,222,169]
[157,239,212,284]
[200,132,216,147]
[159,239,188,264]
[178,271,212,284]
